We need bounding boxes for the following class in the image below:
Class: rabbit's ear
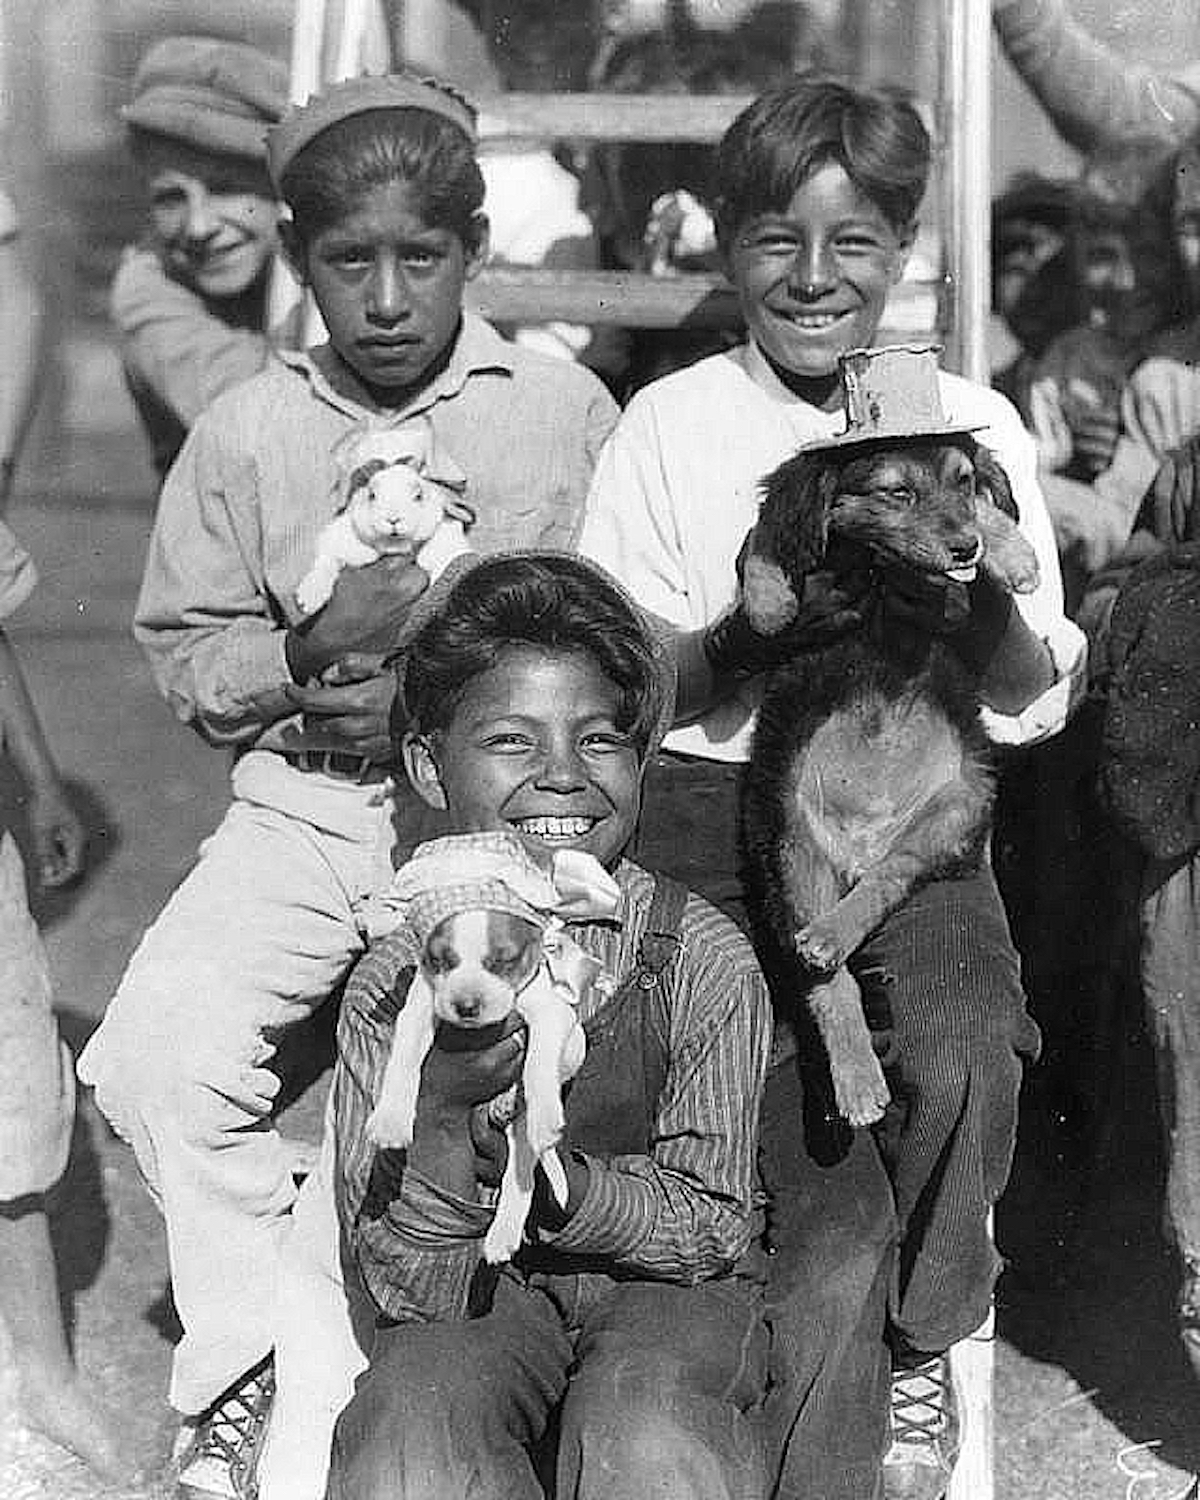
[970,441,1018,520]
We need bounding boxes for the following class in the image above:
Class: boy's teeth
[516,816,594,837]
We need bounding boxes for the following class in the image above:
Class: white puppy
[365,834,619,1264]
[296,422,475,617]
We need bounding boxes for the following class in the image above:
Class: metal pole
[941,0,992,382]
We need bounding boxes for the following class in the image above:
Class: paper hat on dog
[799,343,985,452]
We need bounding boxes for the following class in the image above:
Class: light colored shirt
[110,246,284,479]
[580,339,1086,759]
[134,313,620,751]
[333,859,772,1322]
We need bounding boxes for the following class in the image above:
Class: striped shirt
[333,859,772,1323]
[133,313,619,749]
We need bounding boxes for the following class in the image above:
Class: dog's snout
[948,535,984,567]
[452,994,483,1020]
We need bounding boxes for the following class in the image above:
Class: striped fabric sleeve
[539,900,771,1281]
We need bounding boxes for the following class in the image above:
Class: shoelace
[890,1357,952,1450]
[181,1358,275,1496]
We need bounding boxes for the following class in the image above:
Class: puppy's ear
[970,441,1018,521]
[757,452,839,580]
[402,733,449,810]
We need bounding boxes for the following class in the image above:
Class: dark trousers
[325,1273,769,1500]
[634,752,1040,1496]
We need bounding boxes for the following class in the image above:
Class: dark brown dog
[741,437,1038,1126]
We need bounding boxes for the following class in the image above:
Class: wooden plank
[467,269,942,334]
[474,92,754,143]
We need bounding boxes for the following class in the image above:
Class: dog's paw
[830,1053,891,1128]
[795,917,851,973]
[539,1146,570,1208]
[483,1211,524,1264]
[523,1099,565,1160]
[366,1104,415,1150]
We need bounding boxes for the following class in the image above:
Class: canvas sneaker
[173,1355,275,1500]
[882,1353,960,1500]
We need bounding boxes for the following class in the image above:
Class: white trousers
[78,750,398,1414]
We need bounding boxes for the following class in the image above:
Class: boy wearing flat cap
[113,35,291,480]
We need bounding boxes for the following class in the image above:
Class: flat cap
[267,72,477,190]
[123,35,289,165]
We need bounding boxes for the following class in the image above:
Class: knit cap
[267,72,477,191]
[123,35,289,164]
[381,831,621,948]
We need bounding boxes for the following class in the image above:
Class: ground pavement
[0,475,1198,1500]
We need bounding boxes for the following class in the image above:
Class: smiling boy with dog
[326,551,773,1500]
[580,74,1087,1500]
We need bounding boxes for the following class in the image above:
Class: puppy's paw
[366,1104,415,1150]
[483,1203,526,1264]
[523,1097,565,1160]
[830,1053,891,1128]
[796,917,851,973]
[539,1146,570,1208]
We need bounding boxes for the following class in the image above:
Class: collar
[739,338,863,440]
[278,312,516,423]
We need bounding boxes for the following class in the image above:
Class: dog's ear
[969,441,1018,521]
[756,452,840,579]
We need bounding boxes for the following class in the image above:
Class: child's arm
[993,0,1200,153]
[0,629,84,886]
[110,248,273,434]
[0,229,46,515]
[532,927,772,1283]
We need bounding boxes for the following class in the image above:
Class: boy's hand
[469,1103,509,1187]
[416,1014,527,1126]
[287,555,429,682]
[284,654,394,760]
[28,781,86,888]
[705,568,871,680]
[1061,378,1120,480]
[1029,378,1074,474]
[877,563,972,636]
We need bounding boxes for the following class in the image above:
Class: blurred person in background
[1115,133,1200,476]
[993,0,1200,154]
[113,35,291,484]
[1094,433,1200,1393]
[0,181,133,1485]
[989,172,1077,415]
[1024,138,1183,613]
[0,191,46,514]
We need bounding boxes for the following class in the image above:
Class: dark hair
[279,105,485,244]
[398,553,667,758]
[1072,136,1178,235]
[128,125,275,199]
[714,73,930,246]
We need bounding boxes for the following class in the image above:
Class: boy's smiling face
[404,645,643,871]
[287,179,487,410]
[727,163,913,401]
